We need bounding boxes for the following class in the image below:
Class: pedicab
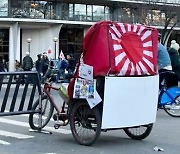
[67,21,159,145]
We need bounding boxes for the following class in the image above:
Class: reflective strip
[0,117,71,134]
[0,130,34,139]
[0,140,10,145]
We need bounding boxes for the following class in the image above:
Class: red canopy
[68,21,158,98]
[82,21,158,76]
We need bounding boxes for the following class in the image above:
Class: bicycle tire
[70,100,101,146]
[29,95,54,130]
[124,124,153,140]
[163,96,180,117]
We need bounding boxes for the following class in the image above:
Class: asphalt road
[0,85,180,154]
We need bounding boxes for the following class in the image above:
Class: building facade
[0,0,180,71]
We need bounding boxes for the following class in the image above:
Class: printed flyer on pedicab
[73,63,102,109]
[73,78,95,99]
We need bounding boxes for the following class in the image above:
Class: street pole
[53,37,58,59]
[27,38,32,53]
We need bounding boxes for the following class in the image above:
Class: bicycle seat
[159,70,175,76]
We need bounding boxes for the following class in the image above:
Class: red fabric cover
[82,21,116,76]
[109,22,158,75]
[68,21,158,99]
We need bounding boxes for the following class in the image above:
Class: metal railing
[0,71,42,116]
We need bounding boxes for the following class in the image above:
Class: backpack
[61,60,67,70]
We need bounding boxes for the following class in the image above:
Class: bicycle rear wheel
[163,96,180,117]
[29,95,54,130]
[70,100,101,146]
[124,124,153,140]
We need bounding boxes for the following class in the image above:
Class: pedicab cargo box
[101,75,159,129]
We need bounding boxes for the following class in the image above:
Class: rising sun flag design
[109,22,158,76]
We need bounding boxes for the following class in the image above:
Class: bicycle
[158,71,180,117]
[28,80,69,130]
[28,77,154,146]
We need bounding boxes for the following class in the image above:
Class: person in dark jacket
[157,33,172,88]
[0,56,5,72]
[35,54,42,81]
[41,60,56,83]
[22,52,33,71]
[42,53,49,76]
[168,40,180,80]
[66,54,76,74]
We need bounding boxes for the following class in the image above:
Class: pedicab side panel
[101,75,159,129]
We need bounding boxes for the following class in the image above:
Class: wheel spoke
[163,96,180,117]
[29,95,54,130]
[70,101,101,145]
[124,124,153,140]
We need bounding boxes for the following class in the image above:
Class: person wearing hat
[168,40,180,80]
[35,54,43,81]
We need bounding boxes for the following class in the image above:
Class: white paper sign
[87,90,102,109]
[79,64,93,81]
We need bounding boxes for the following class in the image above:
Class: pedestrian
[2,58,8,72]
[0,56,5,72]
[14,60,21,80]
[66,54,76,75]
[21,52,33,84]
[168,40,180,80]
[41,60,56,83]
[42,52,49,76]
[15,60,21,71]
[35,54,43,81]
[157,33,172,88]
[55,57,67,83]
[22,52,33,71]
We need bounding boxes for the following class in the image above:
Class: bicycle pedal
[53,113,69,122]
[53,113,58,121]
[54,123,60,129]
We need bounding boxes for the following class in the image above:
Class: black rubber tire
[70,100,101,146]
[124,124,153,140]
[29,95,54,130]
[163,96,180,117]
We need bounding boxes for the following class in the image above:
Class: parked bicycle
[158,71,180,117]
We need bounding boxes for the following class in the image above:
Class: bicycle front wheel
[163,96,180,117]
[124,124,153,140]
[29,95,54,130]
[70,100,101,146]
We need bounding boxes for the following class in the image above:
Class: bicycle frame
[158,70,179,106]
[158,86,177,107]
[43,82,67,114]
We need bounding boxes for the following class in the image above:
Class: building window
[87,5,92,21]
[74,4,86,21]
[59,27,83,60]
[0,0,8,17]
[69,4,74,19]
[0,29,9,62]
[67,3,111,22]
[93,5,105,21]
[10,0,55,19]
